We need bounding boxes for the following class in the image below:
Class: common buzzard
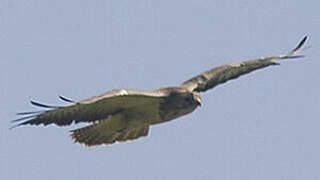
[12,36,308,146]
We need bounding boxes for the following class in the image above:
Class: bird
[12,36,308,147]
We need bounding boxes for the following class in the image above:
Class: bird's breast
[121,97,198,127]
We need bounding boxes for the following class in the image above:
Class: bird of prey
[12,36,308,146]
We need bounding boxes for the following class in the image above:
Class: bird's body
[13,36,308,146]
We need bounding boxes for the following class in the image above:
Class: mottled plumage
[13,36,308,146]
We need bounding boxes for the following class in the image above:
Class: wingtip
[290,35,308,54]
[9,124,22,130]
[30,100,60,109]
[298,35,308,48]
[280,35,309,60]
[16,110,46,115]
[10,118,32,129]
[301,35,308,43]
[59,95,75,103]
[11,114,38,123]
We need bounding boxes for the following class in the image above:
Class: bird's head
[166,87,201,108]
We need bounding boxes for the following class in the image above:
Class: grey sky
[1,0,319,179]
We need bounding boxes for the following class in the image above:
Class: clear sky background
[1,1,319,180]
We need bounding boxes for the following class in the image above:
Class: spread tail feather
[70,120,149,146]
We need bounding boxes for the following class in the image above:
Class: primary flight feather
[13,36,308,146]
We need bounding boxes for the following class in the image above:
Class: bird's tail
[70,118,149,146]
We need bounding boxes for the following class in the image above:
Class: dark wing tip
[11,115,38,123]
[16,110,46,115]
[9,124,19,130]
[12,97,73,129]
[30,100,60,109]
[10,114,39,129]
[10,122,26,130]
[59,95,76,103]
[281,35,309,60]
[290,35,308,54]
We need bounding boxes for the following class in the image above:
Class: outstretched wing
[70,113,149,146]
[181,36,308,92]
[12,89,167,128]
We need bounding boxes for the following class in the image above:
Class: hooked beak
[196,97,201,107]
[192,92,201,107]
